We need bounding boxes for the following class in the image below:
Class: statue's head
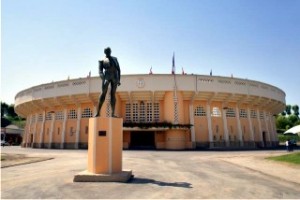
[104,47,111,56]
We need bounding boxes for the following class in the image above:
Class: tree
[1,102,9,117]
[292,105,299,118]
[1,117,11,127]
[288,114,299,127]
[276,115,291,130]
[276,104,300,132]
[1,102,25,128]
[285,105,292,115]
[7,104,18,118]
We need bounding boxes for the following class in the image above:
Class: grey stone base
[73,170,133,183]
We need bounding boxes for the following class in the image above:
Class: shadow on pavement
[129,177,192,188]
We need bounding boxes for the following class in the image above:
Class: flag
[172,52,175,74]
[210,69,212,76]
[149,66,153,74]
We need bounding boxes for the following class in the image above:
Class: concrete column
[49,113,55,149]
[266,112,272,142]
[268,112,276,142]
[206,102,213,147]
[26,114,32,148]
[264,111,271,143]
[33,114,37,147]
[235,105,243,147]
[271,115,278,142]
[189,103,196,147]
[257,109,264,147]
[75,107,82,149]
[222,104,229,147]
[39,111,46,148]
[247,108,254,142]
[61,109,67,149]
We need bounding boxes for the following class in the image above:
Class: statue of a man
[94,47,121,117]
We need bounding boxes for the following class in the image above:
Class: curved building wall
[15,74,285,150]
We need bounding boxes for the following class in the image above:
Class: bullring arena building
[15,73,285,150]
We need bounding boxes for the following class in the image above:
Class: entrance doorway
[262,131,266,147]
[130,131,155,149]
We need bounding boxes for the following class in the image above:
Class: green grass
[267,152,300,165]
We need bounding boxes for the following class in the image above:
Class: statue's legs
[94,80,110,117]
[110,82,118,117]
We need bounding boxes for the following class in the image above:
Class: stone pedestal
[74,117,132,182]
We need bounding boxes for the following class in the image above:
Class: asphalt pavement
[1,146,300,199]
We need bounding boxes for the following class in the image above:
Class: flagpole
[172,52,178,124]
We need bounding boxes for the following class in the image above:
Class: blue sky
[2,0,300,107]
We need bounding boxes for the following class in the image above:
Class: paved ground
[1,146,300,199]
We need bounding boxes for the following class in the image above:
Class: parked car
[1,140,10,147]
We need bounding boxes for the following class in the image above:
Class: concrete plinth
[73,117,132,182]
[73,170,133,182]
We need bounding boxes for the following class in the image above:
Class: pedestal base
[73,169,133,182]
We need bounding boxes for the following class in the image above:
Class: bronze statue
[94,47,121,117]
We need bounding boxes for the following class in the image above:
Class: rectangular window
[55,111,64,120]
[226,108,235,117]
[57,127,60,135]
[82,108,93,118]
[239,109,247,118]
[132,103,138,122]
[85,126,88,134]
[194,106,206,116]
[259,112,264,119]
[146,103,152,122]
[38,114,43,122]
[211,107,221,117]
[125,103,131,122]
[250,110,257,118]
[45,112,52,121]
[68,109,77,119]
[140,102,146,122]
